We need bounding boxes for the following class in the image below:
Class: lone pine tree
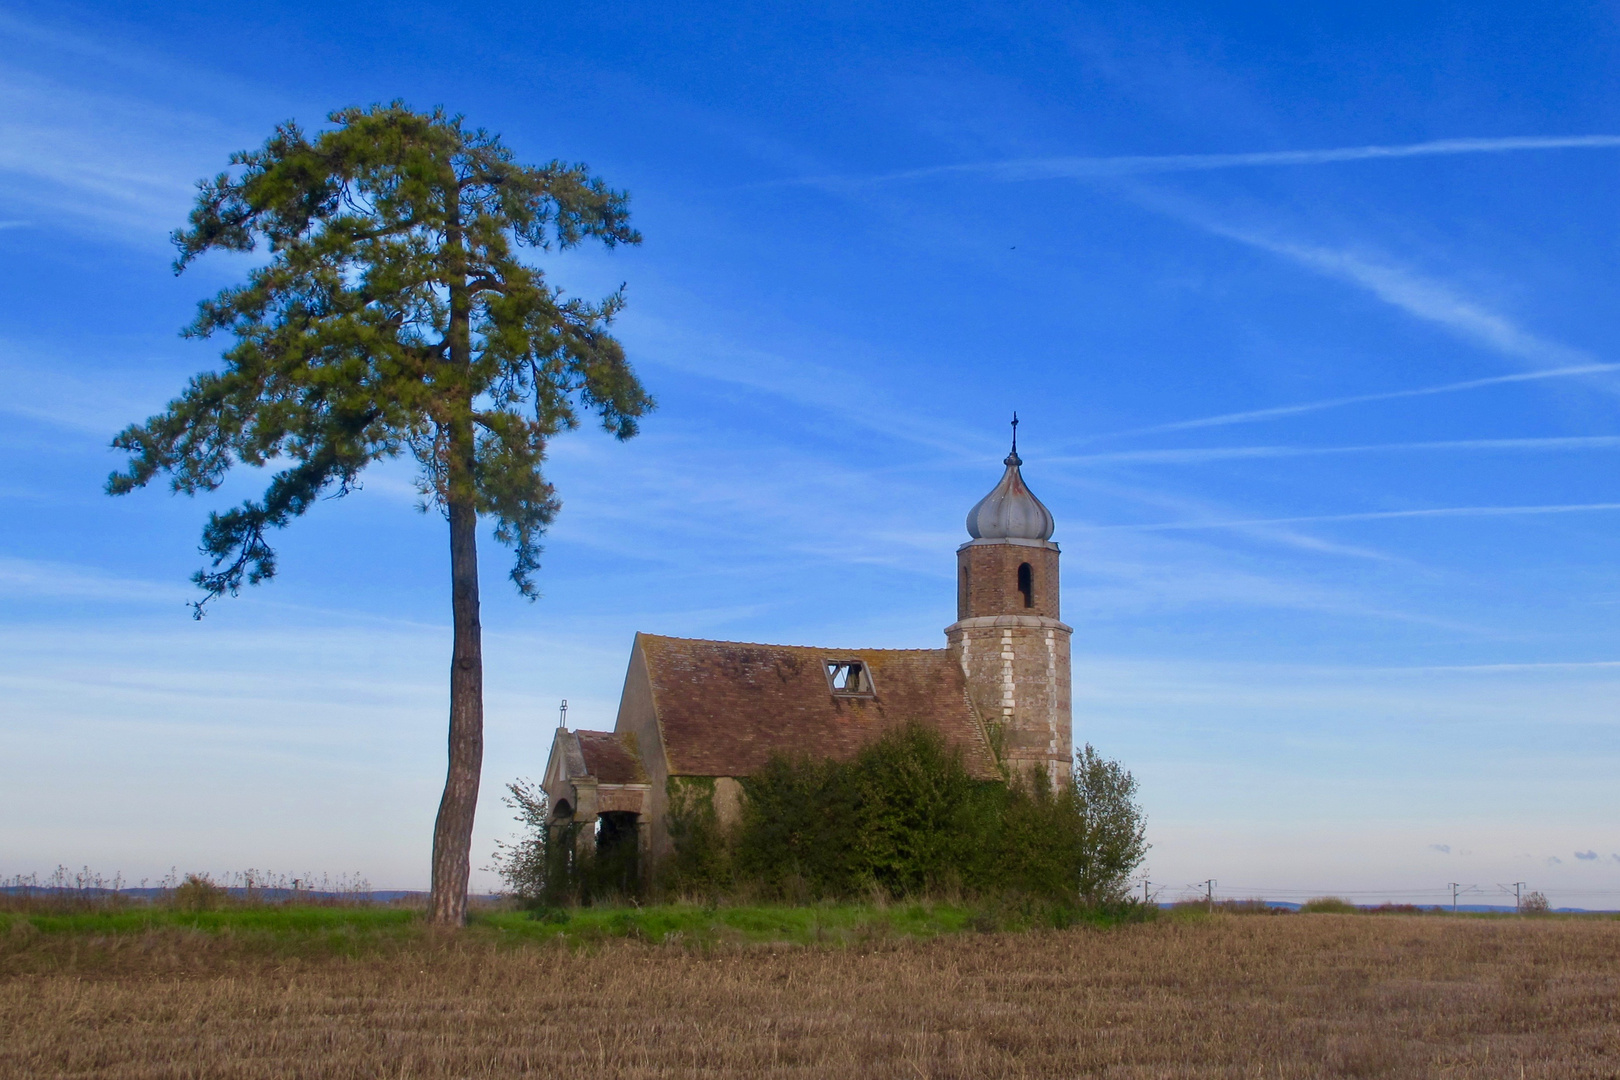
[107,104,651,926]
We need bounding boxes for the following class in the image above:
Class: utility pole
[1508,882,1527,912]
[1142,877,1151,904]
[1198,879,1215,912]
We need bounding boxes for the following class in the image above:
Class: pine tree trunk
[429,191,482,928]
[430,488,483,925]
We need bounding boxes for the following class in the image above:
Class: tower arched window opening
[1017,562,1033,608]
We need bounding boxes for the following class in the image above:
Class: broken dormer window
[825,659,874,697]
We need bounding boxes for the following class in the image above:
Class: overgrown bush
[497,728,1150,910]
[706,726,1146,905]
[1214,899,1291,915]
[1521,891,1551,915]
[170,873,227,912]
[491,780,574,908]
[732,726,996,899]
[1296,893,1360,913]
[1067,745,1153,904]
[492,780,642,908]
[1299,896,1358,914]
[662,777,734,899]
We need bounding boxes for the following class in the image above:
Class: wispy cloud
[768,109,1620,416]
[1097,186,1620,411]
[1575,850,1598,860]
[781,134,1620,188]
[1045,472,1401,564]
[0,12,271,243]
[1429,843,1451,854]
[0,68,218,240]
[1395,660,1620,673]
[1192,226,1600,372]
[1053,436,1620,467]
[622,308,998,460]
[1082,363,1620,443]
[1058,532,1482,630]
[0,555,187,604]
[1095,502,1620,533]
[0,343,188,436]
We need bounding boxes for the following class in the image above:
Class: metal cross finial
[1011,412,1019,455]
[558,699,568,729]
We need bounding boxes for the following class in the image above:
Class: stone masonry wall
[958,541,1060,621]
[947,616,1072,788]
[950,537,1071,788]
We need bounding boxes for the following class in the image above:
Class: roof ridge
[638,632,947,654]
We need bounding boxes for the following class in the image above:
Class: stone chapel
[540,431,1073,873]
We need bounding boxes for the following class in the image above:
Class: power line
[1447,883,1481,912]
[1218,887,1620,906]
[1153,880,1620,910]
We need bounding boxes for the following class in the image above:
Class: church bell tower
[945,420,1073,787]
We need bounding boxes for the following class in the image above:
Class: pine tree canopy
[107,103,653,611]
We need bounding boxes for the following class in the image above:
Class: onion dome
[965,420,1055,541]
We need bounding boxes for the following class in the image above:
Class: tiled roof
[637,634,1000,780]
[575,730,648,785]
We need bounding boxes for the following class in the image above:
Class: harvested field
[4,913,1618,1078]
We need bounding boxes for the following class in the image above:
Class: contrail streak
[1097,502,1620,532]
[1052,435,1620,466]
[1087,363,1620,441]
[782,134,1620,188]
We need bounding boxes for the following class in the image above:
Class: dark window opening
[825,659,875,696]
[1017,562,1033,608]
[595,811,641,897]
[596,811,639,850]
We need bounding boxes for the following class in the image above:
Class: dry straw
[5,914,1618,1077]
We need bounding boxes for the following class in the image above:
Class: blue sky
[2,0,1618,906]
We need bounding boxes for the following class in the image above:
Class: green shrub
[731,727,994,899]
[170,873,227,912]
[733,752,860,898]
[1215,899,1289,915]
[714,726,1146,905]
[490,779,557,907]
[497,728,1150,910]
[848,724,995,897]
[663,777,734,898]
[1300,896,1358,914]
[490,780,622,908]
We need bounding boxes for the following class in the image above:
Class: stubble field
[3,912,1618,1079]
